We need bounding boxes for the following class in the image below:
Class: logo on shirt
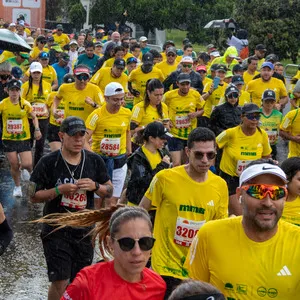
[277,265,292,276]
[207,200,214,207]
[179,205,205,215]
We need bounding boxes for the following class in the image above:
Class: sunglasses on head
[191,150,216,160]
[241,184,287,201]
[113,236,155,251]
[244,113,260,120]
[227,92,239,99]
[76,74,89,81]
[0,74,11,80]
[182,64,192,68]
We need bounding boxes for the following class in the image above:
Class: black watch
[92,182,99,192]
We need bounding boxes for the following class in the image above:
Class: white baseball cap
[29,62,43,73]
[239,163,287,187]
[180,56,193,64]
[104,82,124,96]
[139,36,148,42]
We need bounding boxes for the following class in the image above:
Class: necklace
[60,149,86,181]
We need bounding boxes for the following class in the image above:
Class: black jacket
[210,101,242,136]
[163,70,203,94]
[126,147,169,205]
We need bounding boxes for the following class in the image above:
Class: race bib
[236,160,253,176]
[61,189,87,209]
[7,119,22,134]
[55,109,65,124]
[100,137,121,156]
[266,130,278,145]
[32,103,46,116]
[174,217,206,247]
[175,115,191,129]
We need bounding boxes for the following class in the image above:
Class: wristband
[92,182,99,192]
[55,186,61,196]
[35,128,40,131]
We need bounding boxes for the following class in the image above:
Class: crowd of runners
[1,18,300,300]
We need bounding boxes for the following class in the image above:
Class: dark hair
[274,62,283,68]
[121,42,129,49]
[187,127,216,149]
[26,73,43,97]
[144,79,164,118]
[169,279,225,300]
[149,49,161,58]
[247,158,276,168]
[130,43,141,52]
[247,55,259,64]
[281,157,300,182]
[114,46,125,54]
[85,41,95,49]
[183,43,193,51]
[198,52,210,64]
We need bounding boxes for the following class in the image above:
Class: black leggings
[29,118,49,167]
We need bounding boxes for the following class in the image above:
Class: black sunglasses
[227,92,239,99]
[113,236,155,251]
[191,150,216,160]
[76,74,89,81]
[0,74,11,80]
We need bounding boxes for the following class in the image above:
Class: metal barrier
[284,64,299,79]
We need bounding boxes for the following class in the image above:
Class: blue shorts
[167,136,187,152]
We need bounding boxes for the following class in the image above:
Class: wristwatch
[92,182,99,192]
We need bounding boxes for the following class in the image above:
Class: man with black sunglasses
[140,127,228,299]
[156,46,179,78]
[186,159,300,299]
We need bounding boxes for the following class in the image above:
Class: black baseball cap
[262,89,276,101]
[210,64,219,72]
[60,52,70,62]
[232,75,244,85]
[114,58,126,69]
[216,64,227,72]
[142,52,154,65]
[177,73,191,83]
[242,103,261,114]
[143,121,172,139]
[255,44,267,51]
[232,64,244,73]
[7,79,21,90]
[39,51,49,59]
[225,85,239,97]
[60,117,86,136]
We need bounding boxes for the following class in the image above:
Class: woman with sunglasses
[0,79,41,197]
[131,79,169,149]
[29,35,48,61]
[281,157,300,226]
[216,103,272,216]
[21,62,51,167]
[35,205,166,300]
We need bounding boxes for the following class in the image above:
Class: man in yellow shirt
[53,24,70,48]
[163,73,205,166]
[102,46,125,68]
[243,56,259,88]
[85,82,131,207]
[246,62,288,108]
[140,127,228,299]
[90,58,128,94]
[156,46,179,78]
[186,160,300,300]
[280,108,300,157]
[254,43,267,69]
[53,65,104,122]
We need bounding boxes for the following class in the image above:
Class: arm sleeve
[163,72,176,92]
[210,107,222,136]
[216,128,230,149]
[85,111,99,131]
[215,180,229,219]
[144,171,165,208]
[131,104,143,124]
[261,129,272,156]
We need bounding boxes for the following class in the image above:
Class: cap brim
[232,81,244,85]
[178,80,191,84]
[243,110,261,114]
[67,128,86,136]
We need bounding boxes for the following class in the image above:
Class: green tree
[69,3,86,31]
[234,0,300,62]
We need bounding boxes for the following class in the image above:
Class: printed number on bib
[32,103,46,116]
[174,217,206,247]
[7,119,22,134]
[175,115,191,129]
[56,109,65,124]
[266,130,278,145]
[236,160,253,176]
[61,190,87,209]
[100,138,121,156]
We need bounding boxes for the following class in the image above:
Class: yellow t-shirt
[216,125,272,176]
[90,67,128,94]
[155,61,178,78]
[0,97,32,141]
[124,52,134,61]
[185,217,300,299]
[282,196,300,226]
[202,77,212,88]
[246,77,287,106]
[243,70,259,89]
[128,66,165,105]
[47,91,65,126]
[280,108,300,157]
[85,104,131,156]
[131,102,169,126]
[141,145,162,170]
[56,82,104,122]
[203,82,228,118]
[259,109,283,145]
[30,46,49,59]
[239,90,251,106]
[163,89,204,140]
[145,166,228,279]
[53,33,70,48]
[102,57,115,68]
[25,65,57,85]
[21,81,52,119]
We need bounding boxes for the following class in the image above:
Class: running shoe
[13,186,22,197]
[20,169,31,181]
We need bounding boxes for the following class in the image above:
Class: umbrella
[0,29,32,52]
[204,20,226,29]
